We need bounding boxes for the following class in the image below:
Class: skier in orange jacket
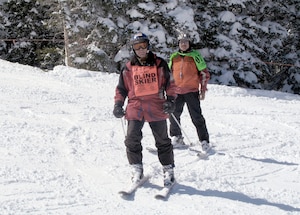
[168,33,210,152]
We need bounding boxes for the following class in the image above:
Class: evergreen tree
[0,0,299,94]
[0,0,63,69]
[192,0,299,93]
[258,0,300,93]
[59,0,120,72]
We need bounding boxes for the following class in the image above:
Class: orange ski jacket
[169,50,210,94]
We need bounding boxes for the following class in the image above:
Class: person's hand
[199,90,206,100]
[113,104,125,118]
[163,97,175,113]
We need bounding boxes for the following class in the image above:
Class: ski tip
[119,192,134,201]
[146,147,158,154]
[155,194,166,200]
[154,191,171,200]
[118,174,151,199]
[197,153,209,159]
[119,189,135,198]
[118,190,130,195]
[154,182,175,200]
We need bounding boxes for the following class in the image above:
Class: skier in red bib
[113,32,177,187]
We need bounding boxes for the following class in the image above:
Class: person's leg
[149,120,174,166]
[185,92,209,143]
[125,120,145,182]
[125,120,144,164]
[149,120,175,186]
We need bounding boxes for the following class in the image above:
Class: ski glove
[199,90,205,100]
[113,102,125,118]
[163,97,175,114]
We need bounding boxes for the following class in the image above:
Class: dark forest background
[0,0,299,94]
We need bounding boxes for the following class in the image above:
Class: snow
[126,9,145,18]
[1,59,300,215]
[97,17,117,32]
[218,11,236,23]
[138,2,156,11]
[168,6,197,31]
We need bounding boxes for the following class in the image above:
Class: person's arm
[199,68,210,100]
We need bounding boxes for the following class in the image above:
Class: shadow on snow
[175,183,300,212]
[238,155,299,166]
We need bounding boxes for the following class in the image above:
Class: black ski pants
[169,91,209,143]
[125,119,174,166]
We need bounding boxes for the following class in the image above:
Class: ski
[146,146,157,154]
[155,182,175,200]
[146,144,189,154]
[196,151,209,159]
[189,145,213,159]
[147,144,214,160]
[118,175,150,197]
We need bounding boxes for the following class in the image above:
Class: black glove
[163,97,175,114]
[113,103,125,118]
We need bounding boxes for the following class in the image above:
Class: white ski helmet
[178,33,191,43]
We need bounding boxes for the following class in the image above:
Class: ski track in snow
[0,61,300,214]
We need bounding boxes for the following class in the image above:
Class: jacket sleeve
[159,58,177,99]
[199,68,210,92]
[166,73,177,99]
[114,70,128,105]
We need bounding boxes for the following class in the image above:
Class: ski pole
[170,113,192,145]
[120,117,126,137]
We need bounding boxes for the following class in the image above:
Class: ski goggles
[133,42,148,51]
